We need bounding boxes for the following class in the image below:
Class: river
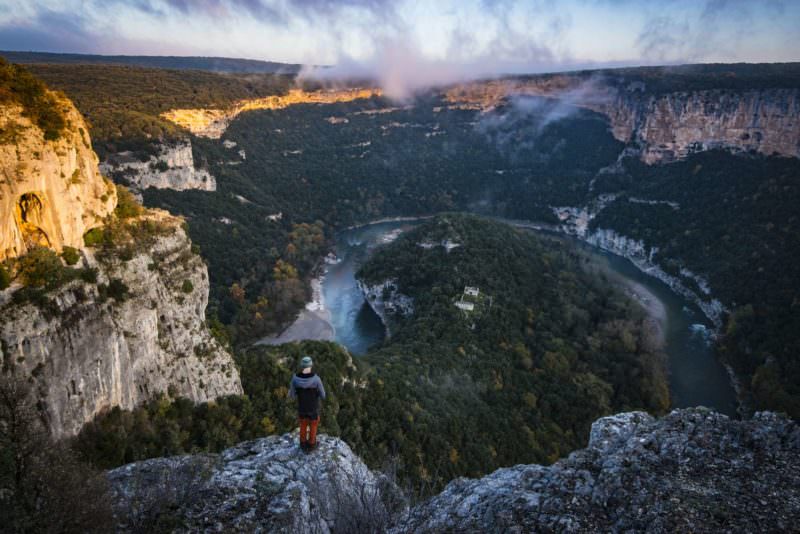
[264,217,738,416]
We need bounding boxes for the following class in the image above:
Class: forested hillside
[77,215,668,493]
[25,63,294,157]
[592,151,800,417]
[144,95,622,343]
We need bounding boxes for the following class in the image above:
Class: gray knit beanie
[300,356,313,368]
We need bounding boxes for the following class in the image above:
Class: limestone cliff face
[100,140,216,194]
[356,278,414,336]
[445,79,800,163]
[0,97,116,260]
[161,88,382,138]
[0,213,242,438]
[107,409,799,532]
[595,88,800,163]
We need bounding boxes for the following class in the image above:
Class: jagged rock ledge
[108,433,405,533]
[107,409,799,532]
[398,409,799,532]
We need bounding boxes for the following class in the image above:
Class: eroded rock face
[100,140,216,194]
[108,434,405,533]
[0,213,242,438]
[0,98,116,260]
[597,89,800,163]
[398,409,800,533]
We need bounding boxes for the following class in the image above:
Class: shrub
[114,185,143,219]
[0,264,10,290]
[80,268,98,283]
[17,247,66,289]
[181,279,194,294]
[61,246,80,265]
[105,278,129,302]
[83,228,105,247]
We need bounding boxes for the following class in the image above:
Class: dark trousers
[299,416,320,445]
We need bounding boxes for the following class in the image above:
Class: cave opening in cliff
[16,192,51,249]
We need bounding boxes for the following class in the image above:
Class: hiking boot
[307,442,318,452]
[300,441,309,452]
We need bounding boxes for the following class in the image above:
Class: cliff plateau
[161,88,382,138]
[107,408,799,532]
[0,96,116,260]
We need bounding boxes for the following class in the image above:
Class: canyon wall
[100,140,216,194]
[0,212,242,438]
[0,96,116,261]
[445,78,800,163]
[596,88,800,163]
[162,88,382,138]
[0,82,241,439]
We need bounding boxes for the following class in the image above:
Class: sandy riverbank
[254,309,335,346]
[254,276,335,346]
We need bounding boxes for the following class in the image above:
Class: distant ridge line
[0,50,305,74]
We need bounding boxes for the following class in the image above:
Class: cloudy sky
[1,0,798,72]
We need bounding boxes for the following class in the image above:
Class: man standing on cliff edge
[288,355,326,452]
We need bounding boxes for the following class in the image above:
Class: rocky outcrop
[0,96,116,261]
[162,88,382,138]
[100,140,216,194]
[107,409,799,532]
[0,213,242,438]
[356,279,413,336]
[398,409,800,532]
[108,433,405,533]
[445,78,800,163]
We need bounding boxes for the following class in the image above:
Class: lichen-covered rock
[100,140,216,194]
[397,408,800,533]
[0,213,242,438]
[108,433,405,533]
[0,96,116,260]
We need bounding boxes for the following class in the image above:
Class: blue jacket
[289,372,326,418]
